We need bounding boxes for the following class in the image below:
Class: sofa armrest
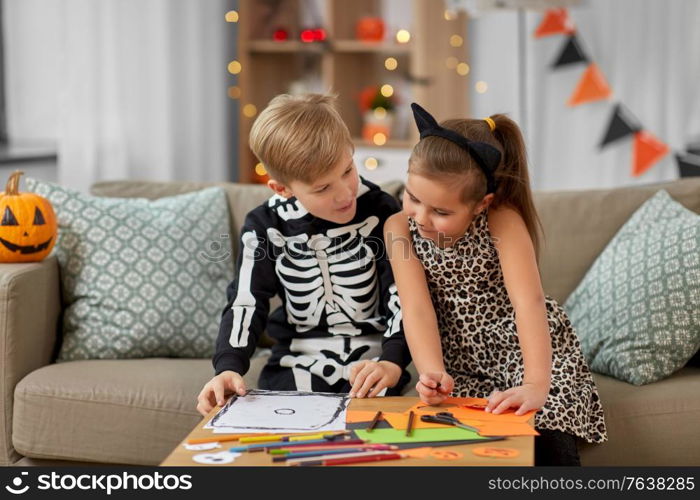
[0,255,61,465]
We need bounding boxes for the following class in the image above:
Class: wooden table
[161,396,534,466]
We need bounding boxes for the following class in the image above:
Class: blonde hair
[249,93,354,185]
[409,114,544,259]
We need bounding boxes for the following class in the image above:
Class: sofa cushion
[26,179,234,360]
[90,179,405,261]
[565,190,700,385]
[579,367,700,466]
[12,357,267,465]
[534,177,700,303]
[90,180,272,261]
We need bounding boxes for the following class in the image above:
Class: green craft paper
[355,427,489,444]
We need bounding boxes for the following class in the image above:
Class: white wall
[3,0,61,143]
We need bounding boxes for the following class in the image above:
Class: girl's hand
[416,372,454,405]
[485,383,548,416]
[349,360,402,398]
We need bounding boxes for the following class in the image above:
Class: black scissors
[420,412,481,434]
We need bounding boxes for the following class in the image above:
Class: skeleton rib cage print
[267,215,383,336]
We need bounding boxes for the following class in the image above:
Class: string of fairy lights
[224,6,489,179]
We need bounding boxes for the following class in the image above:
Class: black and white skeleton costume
[213,177,411,393]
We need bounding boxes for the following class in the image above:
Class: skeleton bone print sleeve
[213,210,276,376]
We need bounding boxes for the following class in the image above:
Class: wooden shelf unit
[236,0,470,183]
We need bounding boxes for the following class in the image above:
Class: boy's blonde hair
[249,93,354,185]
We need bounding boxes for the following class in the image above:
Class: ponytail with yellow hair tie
[484,116,496,132]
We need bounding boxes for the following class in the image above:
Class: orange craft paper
[345,410,384,423]
[400,447,435,459]
[477,422,540,437]
[405,402,535,423]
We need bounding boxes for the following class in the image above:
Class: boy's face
[268,149,359,224]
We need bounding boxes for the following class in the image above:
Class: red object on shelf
[272,28,289,41]
[356,17,385,42]
[300,29,315,43]
[299,28,326,43]
[313,28,326,41]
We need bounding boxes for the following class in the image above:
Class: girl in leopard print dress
[384,104,607,465]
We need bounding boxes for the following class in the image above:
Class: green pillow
[26,178,234,360]
[564,189,700,385]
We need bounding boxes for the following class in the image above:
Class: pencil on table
[186,433,260,445]
[367,411,382,432]
[406,410,415,437]
[299,452,405,466]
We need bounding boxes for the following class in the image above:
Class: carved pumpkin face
[0,171,57,262]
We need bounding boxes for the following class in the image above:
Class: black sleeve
[213,211,277,376]
[374,193,412,369]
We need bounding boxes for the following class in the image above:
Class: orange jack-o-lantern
[0,170,57,262]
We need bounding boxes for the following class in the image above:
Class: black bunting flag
[552,34,588,68]
[600,103,643,148]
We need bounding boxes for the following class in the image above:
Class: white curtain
[469,0,700,191]
[6,0,235,192]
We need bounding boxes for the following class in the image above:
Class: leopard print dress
[408,210,607,443]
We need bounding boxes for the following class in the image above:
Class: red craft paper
[632,130,669,177]
[534,9,575,38]
[568,64,612,106]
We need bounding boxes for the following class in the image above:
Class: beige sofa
[2,177,699,466]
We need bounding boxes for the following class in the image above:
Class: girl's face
[402,172,491,247]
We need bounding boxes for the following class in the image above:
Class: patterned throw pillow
[564,190,700,385]
[26,178,234,360]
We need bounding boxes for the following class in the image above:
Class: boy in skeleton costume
[197,95,411,415]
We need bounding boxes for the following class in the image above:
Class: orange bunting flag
[567,64,612,107]
[534,8,575,38]
[632,130,669,177]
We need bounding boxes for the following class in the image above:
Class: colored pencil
[230,438,364,453]
[269,443,394,455]
[298,452,405,466]
[239,431,347,444]
[367,410,382,432]
[272,445,397,462]
[186,433,261,445]
[287,450,391,466]
[406,410,415,437]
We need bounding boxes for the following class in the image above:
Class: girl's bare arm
[383,213,445,375]
[488,206,552,391]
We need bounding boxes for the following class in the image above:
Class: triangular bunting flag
[632,130,669,177]
[600,103,642,148]
[567,64,612,107]
[676,152,700,177]
[552,34,588,68]
[534,8,575,38]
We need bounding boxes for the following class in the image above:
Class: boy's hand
[196,370,247,417]
[416,372,454,405]
[485,383,548,416]
[349,360,402,398]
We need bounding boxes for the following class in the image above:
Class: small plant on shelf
[359,85,397,145]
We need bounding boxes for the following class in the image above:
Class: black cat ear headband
[411,102,501,194]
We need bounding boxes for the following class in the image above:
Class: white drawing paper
[205,390,349,434]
